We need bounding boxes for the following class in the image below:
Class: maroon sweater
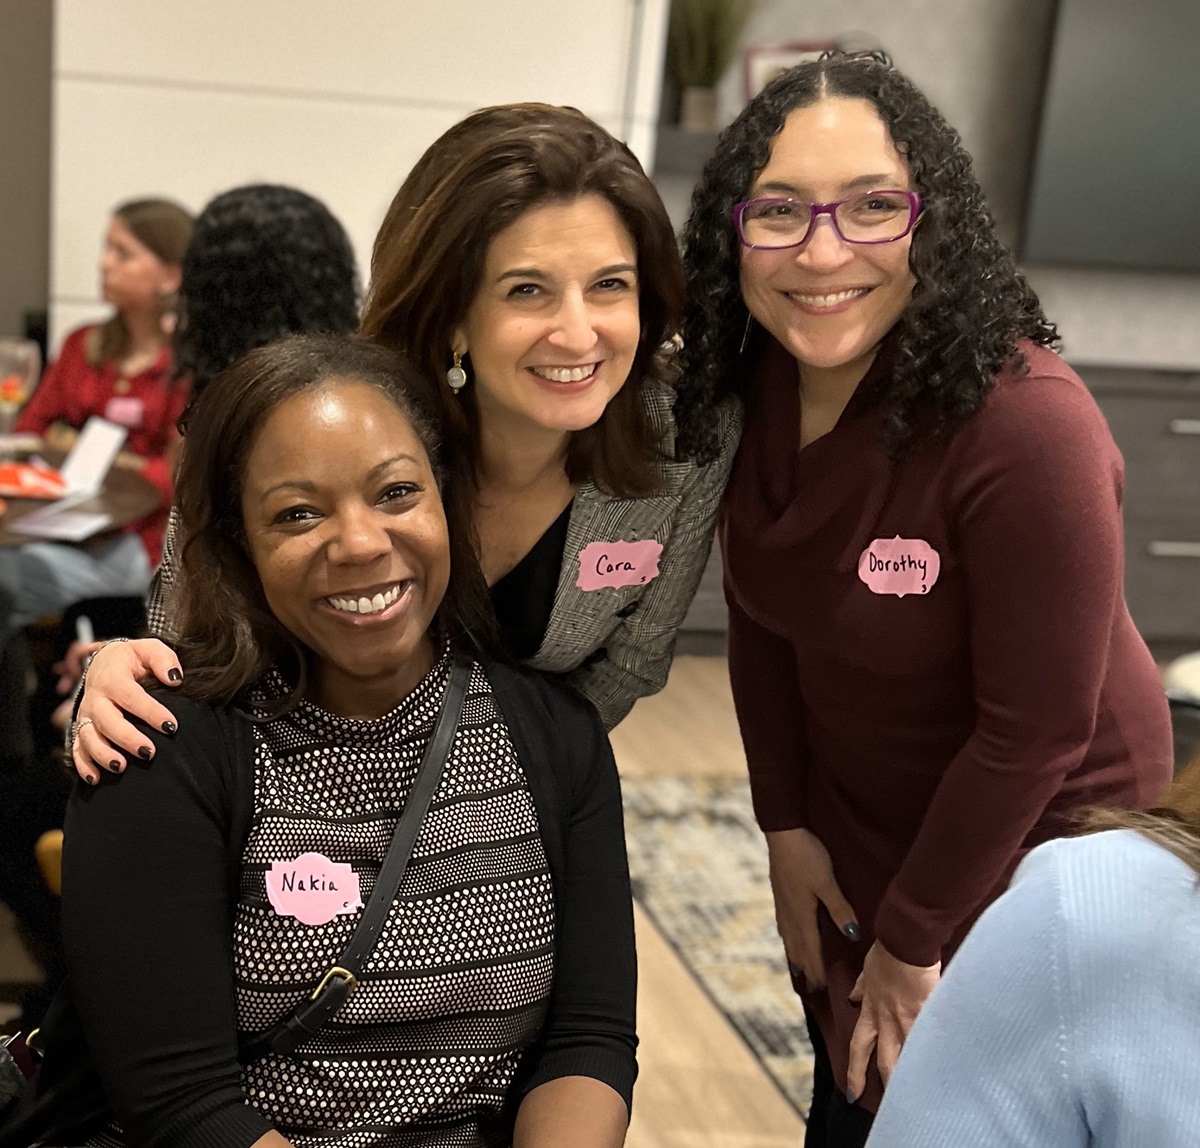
[720,337,1172,1109]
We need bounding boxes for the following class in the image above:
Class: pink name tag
[265,852,363,927]
[104,396,145,428]
[576,539,664,591]
[857,536,941,597]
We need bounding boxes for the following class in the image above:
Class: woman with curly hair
[67,105,739,780]
[675,51,1172,1145]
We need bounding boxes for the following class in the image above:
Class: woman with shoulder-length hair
[5,334,636,1148]
[867,760,1200,1146]
[675,50,1172,1145]
[70,104,740,780]
[3,198,193,625]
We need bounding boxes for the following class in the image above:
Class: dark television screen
[1022,0,1200,273]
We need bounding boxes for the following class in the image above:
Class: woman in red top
[673,52,1173,1147]
[4,199,193,625]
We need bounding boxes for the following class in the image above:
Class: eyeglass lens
[740,192,914,247]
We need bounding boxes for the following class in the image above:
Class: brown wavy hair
[91,198,194,366]
[360,103,685,499]
[171,334,495,708]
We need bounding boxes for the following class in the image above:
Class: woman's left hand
[845,940,941,1102]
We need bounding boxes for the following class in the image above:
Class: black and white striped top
[236,656,556,1146]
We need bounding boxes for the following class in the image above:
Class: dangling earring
[446,351,468,394]
[739,314,755,355]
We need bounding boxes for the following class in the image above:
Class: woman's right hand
[766,827,860,991]
[71,638,183,785]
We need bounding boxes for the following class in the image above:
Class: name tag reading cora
[576,539,664,591]
[265,852,364,927]
[857,536,941,597]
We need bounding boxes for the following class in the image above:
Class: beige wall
[49,0,669,350]
[0,0,52,339]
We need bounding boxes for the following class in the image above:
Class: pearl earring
[446,351,468,394]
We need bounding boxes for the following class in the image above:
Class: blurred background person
[867,760,1200,1147]
[0,198,193,626]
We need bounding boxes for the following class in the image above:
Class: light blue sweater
[867,829,1200,1147]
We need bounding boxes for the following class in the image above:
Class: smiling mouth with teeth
[787,288,872,307]
[529,364,599,383]
[326,583,405,616]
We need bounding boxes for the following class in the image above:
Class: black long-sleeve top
[49,658,637,1148]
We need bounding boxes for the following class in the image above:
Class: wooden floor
[0,656,805,1146]
[612,658,805,1147]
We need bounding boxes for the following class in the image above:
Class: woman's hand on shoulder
[766,828,859,992]
[71,638,183,785]
[846,940,941,1102]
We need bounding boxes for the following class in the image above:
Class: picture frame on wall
[742,41,840,101]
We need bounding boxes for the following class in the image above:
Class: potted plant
[667,0,756,133]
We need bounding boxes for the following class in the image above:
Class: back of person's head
[173,333,493,705]
[93,198,194,364]
[361,103,683,493]
[175,185,359,414]
[1090,757,1200,877]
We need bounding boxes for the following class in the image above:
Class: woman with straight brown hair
[69,104,740,780]
[2,198,193,626]
[867,761,1200,1145]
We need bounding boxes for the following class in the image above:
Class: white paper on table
[11,505,114,542]
[58,416,127,495]
[0,433,43,454]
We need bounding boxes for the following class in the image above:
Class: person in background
[676,50,1173,1146]
[867,761,1200,1147]
[46,183,360,718]
[67,104,740,781]
[0,199,193,625]
[15,335,634,1148]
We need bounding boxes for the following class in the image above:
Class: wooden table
[0,458,160,547]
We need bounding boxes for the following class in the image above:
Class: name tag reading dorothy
[265,852,363,927]
[858,536,941,597]
[576,539,663,591]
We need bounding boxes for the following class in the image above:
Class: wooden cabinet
[1076,364,1200,653]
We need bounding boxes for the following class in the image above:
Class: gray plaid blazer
[147,383,742,730]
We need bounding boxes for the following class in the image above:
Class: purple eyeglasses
[732,190,923,250]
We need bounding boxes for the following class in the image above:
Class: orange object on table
[0,461,67,499]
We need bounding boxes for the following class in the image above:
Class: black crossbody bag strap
[239,654,472,1063]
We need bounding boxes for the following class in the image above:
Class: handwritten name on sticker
[265,852,363,927]
[857,536,941,597]
[576,539,664,591]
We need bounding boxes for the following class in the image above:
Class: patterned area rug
[621,773,814,1117]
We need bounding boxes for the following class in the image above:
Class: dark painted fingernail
[167,668,183,683]
[85,774,98,786]
[161,720,177,735]
[138,746,152,760]
[842,921,862,942]
[108,760,123,773]
[846,1087,859,1106]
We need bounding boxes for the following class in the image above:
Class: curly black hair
[175,184,359,420]
[676,50,1059,463]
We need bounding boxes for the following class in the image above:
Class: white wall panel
[56,0,635,115]
[52,79,468,300]
[50,0,669,337]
